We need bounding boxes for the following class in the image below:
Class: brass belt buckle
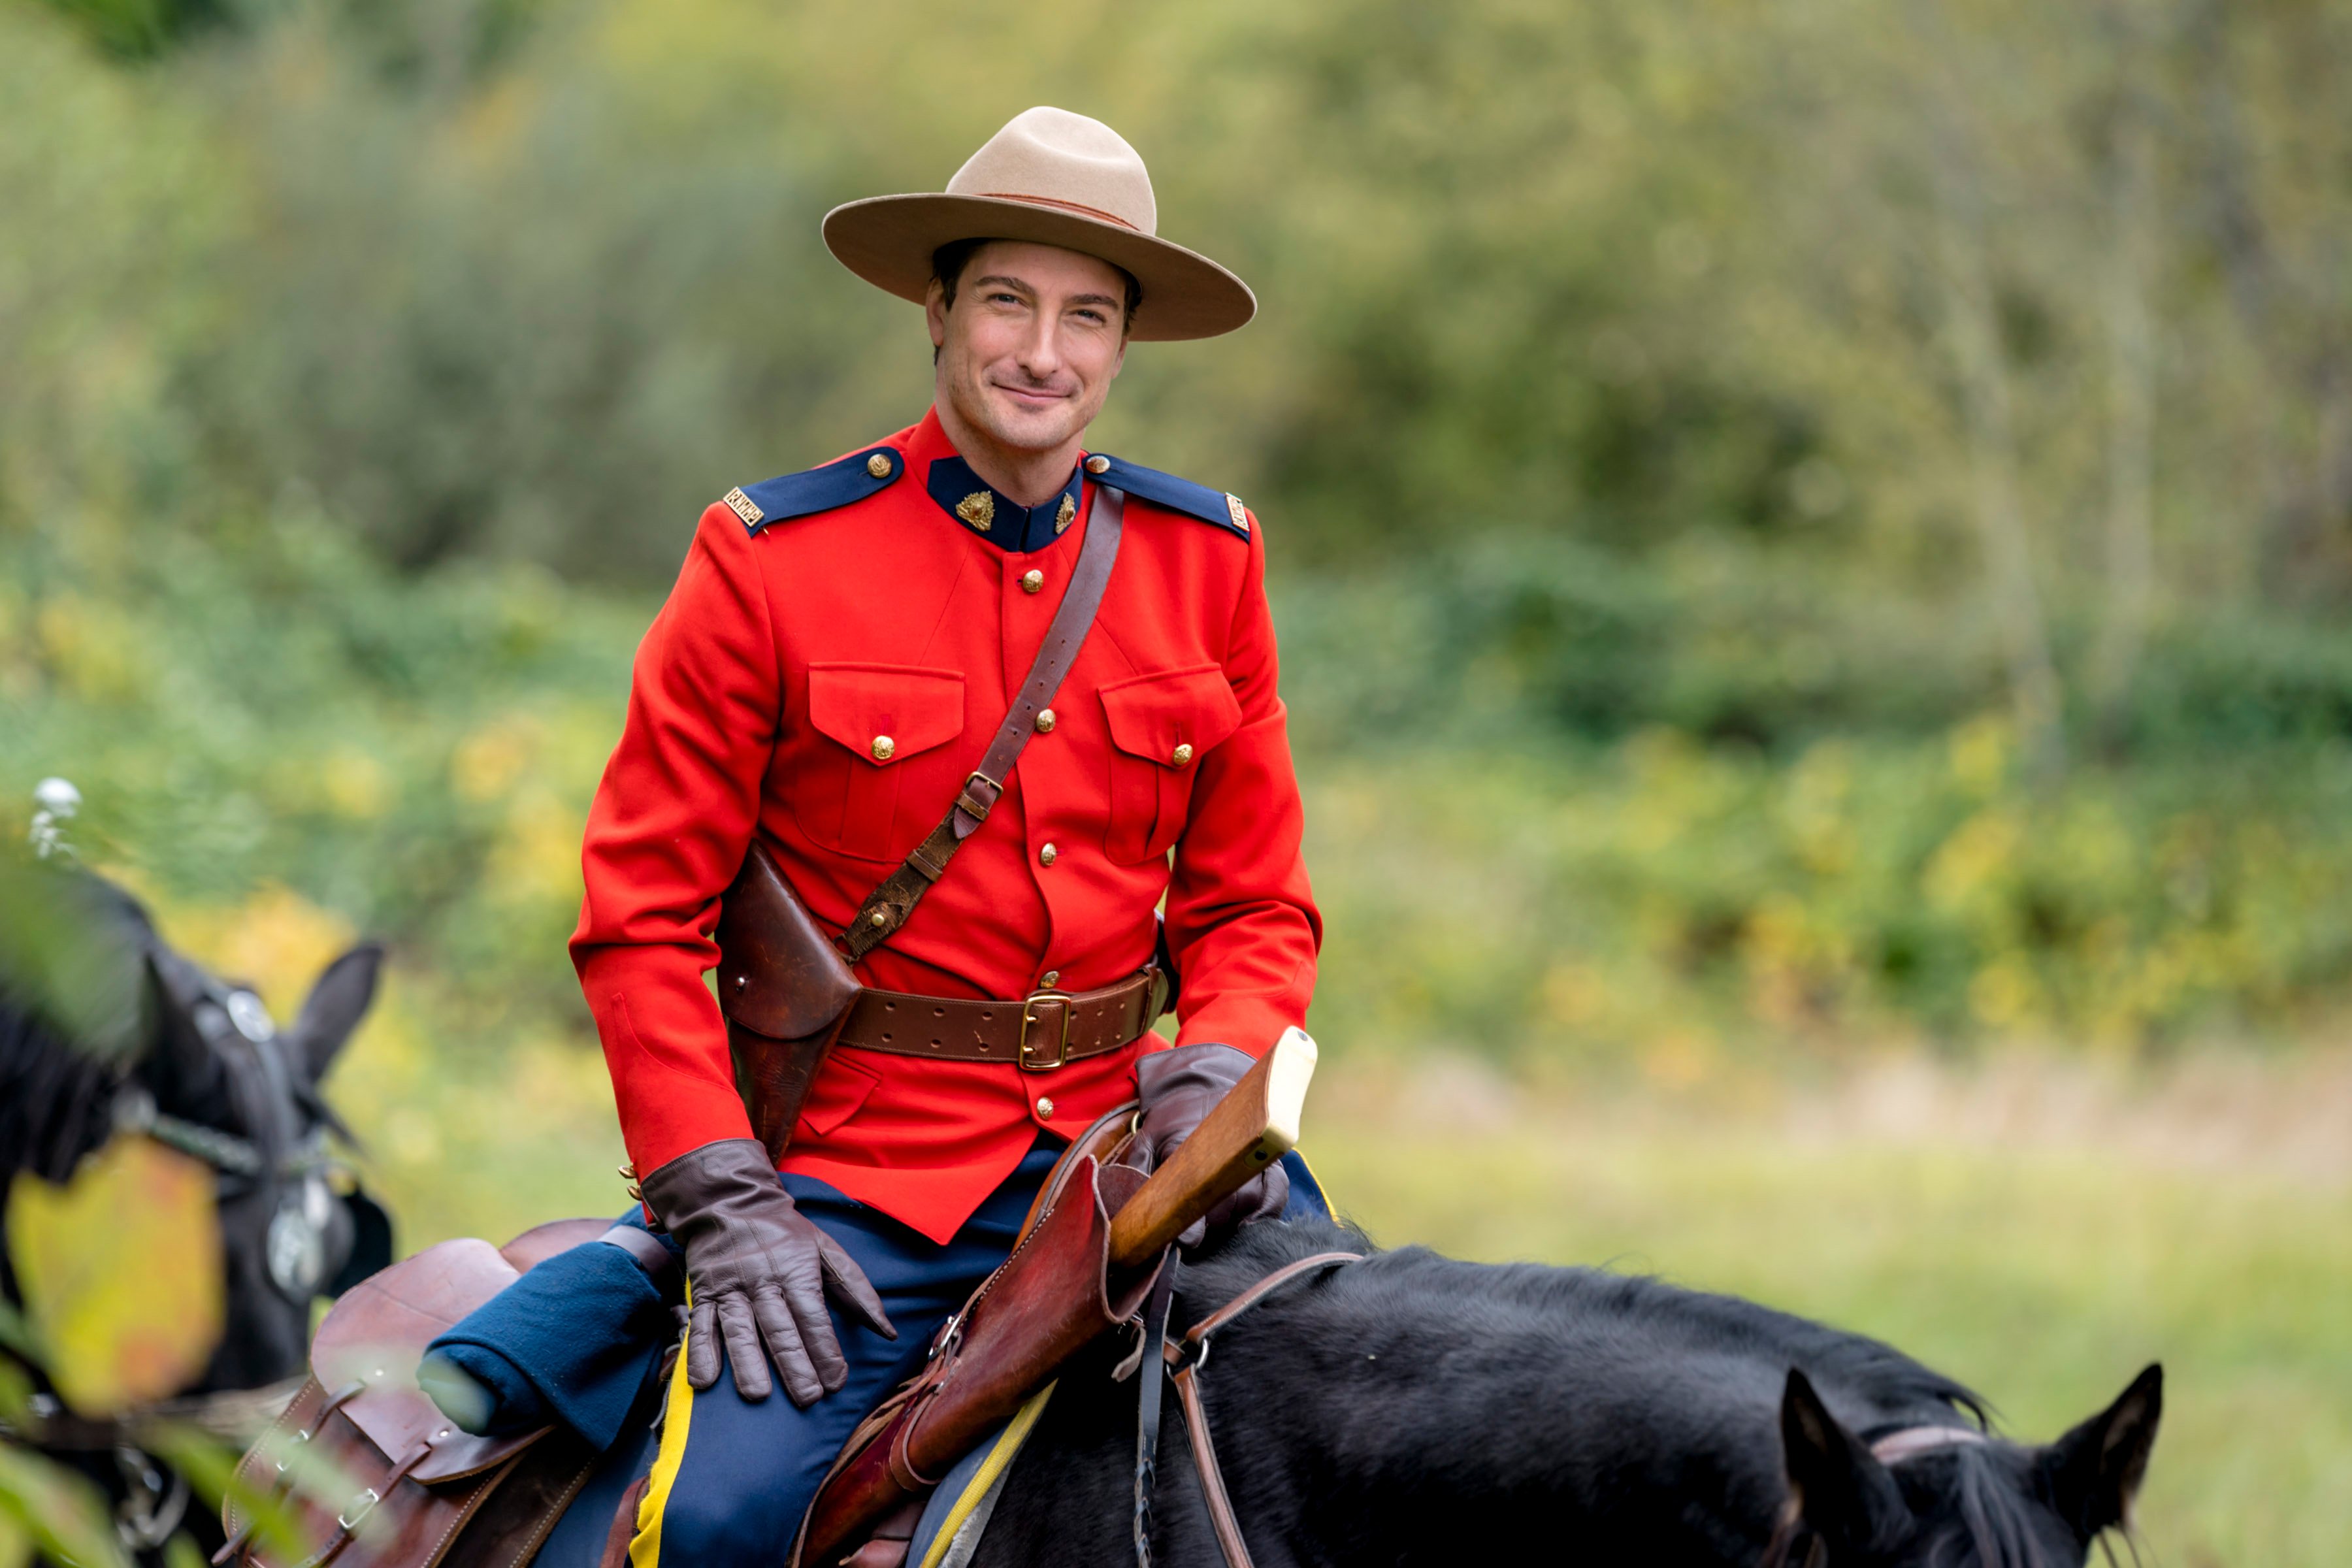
[1018,989,1075,1071]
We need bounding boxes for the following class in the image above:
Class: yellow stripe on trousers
[630,1288,698,1568]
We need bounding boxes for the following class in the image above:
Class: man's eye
[989,292,1021,306]
[1075,308,1106,325]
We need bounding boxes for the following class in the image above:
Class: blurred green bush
[6,0,2352,1066]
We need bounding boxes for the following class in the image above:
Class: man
[570,106,1320,1560]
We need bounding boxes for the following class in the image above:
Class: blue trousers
[537,1144,1331,1568]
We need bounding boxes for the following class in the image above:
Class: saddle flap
[311,1237,547,1482]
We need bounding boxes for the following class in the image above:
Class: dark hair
[931,238,1142,331]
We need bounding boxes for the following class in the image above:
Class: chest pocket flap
[1099,665,1243,863]
[1100,665,1243,765]
[807,664,966,766]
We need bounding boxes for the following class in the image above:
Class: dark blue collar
[923,456,1084,554]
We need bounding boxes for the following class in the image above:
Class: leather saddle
[216,1218,613,1568]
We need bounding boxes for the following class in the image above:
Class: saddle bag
[217,1226,608,1568]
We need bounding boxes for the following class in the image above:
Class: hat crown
[944,106,1158,237]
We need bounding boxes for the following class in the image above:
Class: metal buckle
[1017,990,1074,1071]
[338,1488,380,1531]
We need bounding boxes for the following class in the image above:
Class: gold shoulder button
[1085,455,1110,476]
[867,451,894,478]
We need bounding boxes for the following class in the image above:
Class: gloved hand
[638,1138,894,1406]
[1134,1043,1290,1252]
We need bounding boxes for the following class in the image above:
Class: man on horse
[570,106,1321,1561]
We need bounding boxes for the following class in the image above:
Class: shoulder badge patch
[1086,455,1252,541]
[725,446,904,538]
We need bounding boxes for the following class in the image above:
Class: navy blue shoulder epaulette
[721,446,905,537]
[1086,455,1251,540]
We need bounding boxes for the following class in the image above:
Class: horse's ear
[2043,1363,2162,1541]
[1781,1368,1906,1554]
[287,943,384,1083]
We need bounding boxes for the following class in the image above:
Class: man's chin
[974,400,1081,454]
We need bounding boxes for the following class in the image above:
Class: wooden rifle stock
[1107,1026,1318,1269]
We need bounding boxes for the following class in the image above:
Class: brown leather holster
[714,843,861,1164]
[792,1149,1166,1566]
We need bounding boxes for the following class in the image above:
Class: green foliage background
[3,0,2351,1560]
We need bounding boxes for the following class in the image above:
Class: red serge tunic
[570,408,1322,1243]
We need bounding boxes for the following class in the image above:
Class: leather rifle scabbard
[715,843,862,1164]
[794,1156,1160,1565]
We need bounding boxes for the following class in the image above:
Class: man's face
[928,240,1129,456]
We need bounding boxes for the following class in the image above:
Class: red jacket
[571,408,1320,1242]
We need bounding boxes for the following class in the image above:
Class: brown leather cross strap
[1151,1251,1365,1568]
[841,486,1126,960]
[836,966,1169,1071]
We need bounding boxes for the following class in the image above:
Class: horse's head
[1774,1363,2163,1568]
[1,864,393,1393]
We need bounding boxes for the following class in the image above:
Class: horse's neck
[1202,1311,1797,1563]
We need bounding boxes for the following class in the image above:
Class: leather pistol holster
[714,842,862,1164]
[792,1154,1165,1565]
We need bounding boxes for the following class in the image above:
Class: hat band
[974,192,1143,232]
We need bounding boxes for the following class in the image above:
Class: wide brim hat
[823,106,1256,342]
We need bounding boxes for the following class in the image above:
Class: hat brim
[822,193,1256,342]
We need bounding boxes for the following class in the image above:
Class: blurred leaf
[4,1137,223,1416]
[0,1442,131,1568]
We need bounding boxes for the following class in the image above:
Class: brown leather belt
[834,968,1168,1072]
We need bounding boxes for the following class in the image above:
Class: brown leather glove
[1134,1043,1290,1252]
[639,1138,894,1406]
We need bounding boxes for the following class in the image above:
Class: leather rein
[1128,1250,1364,1568]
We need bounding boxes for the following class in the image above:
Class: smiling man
[569,107,1322,1560]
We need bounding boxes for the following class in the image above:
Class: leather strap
[843,487,1126,959]
[1143,1251,1364,1568]
[835,967,1167,1070]
[1131,1267,1178,1568]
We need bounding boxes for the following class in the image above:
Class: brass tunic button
[1039,843,1058,866]
[1085,455,1110,475]
[1171,743,1195,767]
[1035,708,1056,733]
[1020,569,1044,594]
[866,452,892,478]
[871,735,895,760]
[1040,970,1059,987]
[1036,1096,1055,1119]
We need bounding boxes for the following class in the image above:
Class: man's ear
[1782,1369,1907,1555]
[925,278,949,349]
[286,943,384,1084]
[2043,1364,2163,1541]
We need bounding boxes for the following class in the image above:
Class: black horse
[1,859,390,1557]
[960,1218,2161,1568]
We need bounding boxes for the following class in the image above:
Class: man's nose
[1013,313,1065,379]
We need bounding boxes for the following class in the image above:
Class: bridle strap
[1869,1424,1991,1465]
[1138,1251,1364,1568]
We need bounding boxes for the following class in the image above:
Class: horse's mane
[1169,1219,2082,1568]
[1181,1217,1989,1429]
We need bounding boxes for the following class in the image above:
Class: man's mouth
[990,380,1069,410]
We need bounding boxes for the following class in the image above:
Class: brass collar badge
[956,491,996,532]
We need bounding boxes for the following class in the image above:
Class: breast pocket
[1099,665,1244,864]
[799,664,966,862]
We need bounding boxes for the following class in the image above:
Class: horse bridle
[123,946,353,1301]
[1128,1250,1365,1568]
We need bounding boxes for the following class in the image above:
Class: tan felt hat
[823,106,1256,342]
